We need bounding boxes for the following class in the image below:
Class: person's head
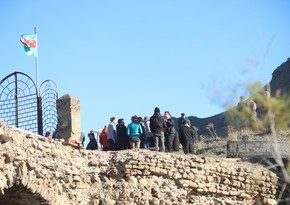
[239,96,245,102]
[154,107,160,114]
[45,131,51,138]
[183,120,189,127]
[88,132,95,139]
[144,116,149,121]
[131,115,138,123]
[110,117,116,123]
[164,111,171,119]
[137,117,143,123]
[118,118,125,125]
[181,113,185,119]
[102,125,108,132]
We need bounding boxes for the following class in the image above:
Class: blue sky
[1,1,290,141]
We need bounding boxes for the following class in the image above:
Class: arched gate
[40,80,58,135]
[0,72,58,135]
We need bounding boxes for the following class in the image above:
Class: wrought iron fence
[0,72,58,135]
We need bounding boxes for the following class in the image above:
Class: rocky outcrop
[270,59,290,96]
[0,124,279,205]
[184,59,290,137]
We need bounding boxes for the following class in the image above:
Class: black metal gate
[40,80,58,135]
[0,72,58,135]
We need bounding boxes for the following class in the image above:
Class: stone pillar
[57,94,81,145]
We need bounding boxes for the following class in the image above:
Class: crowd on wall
[83,107,197,154]
[40,90,275,153]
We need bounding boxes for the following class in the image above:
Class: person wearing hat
[126,115,143,150]
[149,107,167,152]
[178,113,191,130]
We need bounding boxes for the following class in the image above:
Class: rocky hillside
[183,59,290,137]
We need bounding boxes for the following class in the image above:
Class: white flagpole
[34,26,39,95]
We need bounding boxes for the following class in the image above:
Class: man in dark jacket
[86,133,98,150]
[179,120,195,154]
[116,118,129,150]
[164,111,176,152]
[178,113,191,130]
[150,107,167,152]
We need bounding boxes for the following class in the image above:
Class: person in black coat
[164,111,176,152]
[179,120,195,154]
[116,118,129,150]
[150,107,167,152]
[86,133,98,150]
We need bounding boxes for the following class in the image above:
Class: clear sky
[1,1,290,143]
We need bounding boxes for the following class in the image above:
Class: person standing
[52,128,60,140]
[173,131,180,152]
[178,113,191,130]
[79,132,85,146]
[126,115,143,150]
[137,117,147,148]
[116,118,129,150]
[164,111,176,152]
[98,126,110,151]
[179,121,195,154]
[44,131,52,140]
[86,133,98,150]
[107,117,117,150]
[150,107,167,152]
[144,116,153,147]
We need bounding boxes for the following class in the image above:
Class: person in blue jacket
[126,115,143,150]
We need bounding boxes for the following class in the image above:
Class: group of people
[86,107,197,154]
[44,129,60,139]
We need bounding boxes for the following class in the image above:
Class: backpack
[151,114,165,132]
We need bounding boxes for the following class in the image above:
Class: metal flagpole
[34,26,39,95]
[34,26,43,135]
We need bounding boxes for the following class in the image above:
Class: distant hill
[174,59,290,138]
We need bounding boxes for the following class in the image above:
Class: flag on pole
[20,34,37,56]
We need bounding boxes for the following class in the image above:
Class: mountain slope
[183,59,290,137]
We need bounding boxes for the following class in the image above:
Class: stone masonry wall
[0,124,278,205]
[57,94,81,142]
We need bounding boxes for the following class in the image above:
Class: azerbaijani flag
[20,34,37,56]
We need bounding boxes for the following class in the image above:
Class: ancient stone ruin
[57,94,81,143]
[0,124,279,205]
[2,60,290,204]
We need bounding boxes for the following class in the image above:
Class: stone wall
[0,124,279,205]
